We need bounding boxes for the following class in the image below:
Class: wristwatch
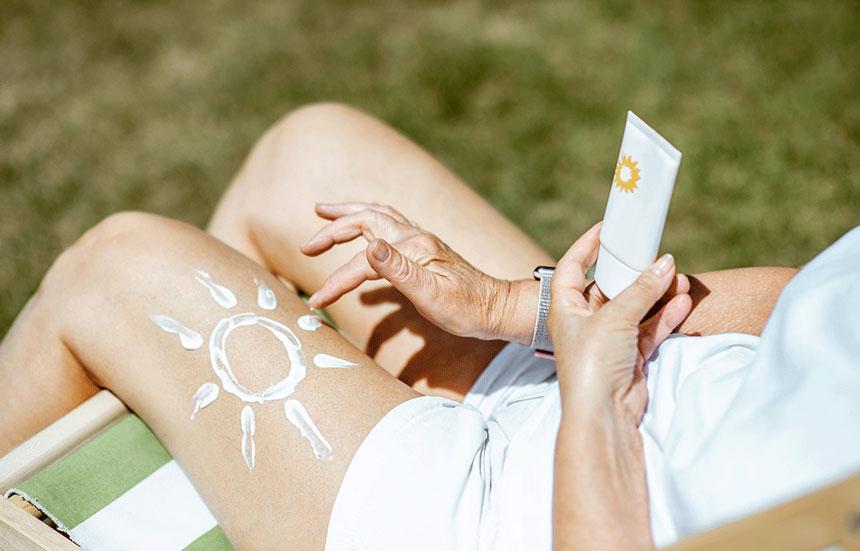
[531,266,555,355]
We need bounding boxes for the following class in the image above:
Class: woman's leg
[0,212,418,549]
[208,103,554,399]
[0,297,102,449]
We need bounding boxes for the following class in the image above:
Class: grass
[1,0,858,335]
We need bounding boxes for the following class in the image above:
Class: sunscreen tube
[594,111,682,298]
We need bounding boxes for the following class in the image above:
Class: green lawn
[2,0,858,335]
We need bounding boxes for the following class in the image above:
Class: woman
[0,104,799,549]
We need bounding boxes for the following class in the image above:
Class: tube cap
[593,244,642,299]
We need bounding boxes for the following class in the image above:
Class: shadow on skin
[672,275,711,336]
[355,277,712,396]
[359,286,504,399]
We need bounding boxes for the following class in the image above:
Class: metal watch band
[530,266,555,353]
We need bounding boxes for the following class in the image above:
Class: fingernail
[652,254,674,277]
[371,240,390,262]
[307,292,319,306]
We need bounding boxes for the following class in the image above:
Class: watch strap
[531,267,554,353]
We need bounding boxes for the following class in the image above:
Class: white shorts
[323,336,769,551]
[325,344,557,551]
[328,225,860,549]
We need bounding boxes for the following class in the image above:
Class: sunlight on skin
[150,270,358,469]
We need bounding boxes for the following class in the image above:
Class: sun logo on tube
[149,271,359,471]
[614,154,641,193]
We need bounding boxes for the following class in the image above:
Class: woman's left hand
[300,202,511,340]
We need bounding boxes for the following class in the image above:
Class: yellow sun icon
[614,155,641,193]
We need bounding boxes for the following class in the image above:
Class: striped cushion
[5,414,231,550]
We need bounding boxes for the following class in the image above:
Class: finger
[585,280,609,312]
[301,210,400,256]
[606,253,678,323]
[638,292,693,360]
[660,273,691,298]
[643,273,691,320]
[588,273,687,316]
[307,252,379,308]
[315,202,410,224]
[365,238,434,304]
[315,202,366,219]
[552,221,602,297]
[676,274,691,295]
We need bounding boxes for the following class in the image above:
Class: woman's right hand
[549,240,693,422]
[549,247,692,551]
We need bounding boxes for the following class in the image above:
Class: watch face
[533,266,556,279]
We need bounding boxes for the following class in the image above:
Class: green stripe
[18,414,171,528]
[184,525,233,550]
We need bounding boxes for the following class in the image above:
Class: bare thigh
[5,212,417,549]
[208,103,553,399]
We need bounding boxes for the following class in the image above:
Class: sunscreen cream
[594,111,682,298]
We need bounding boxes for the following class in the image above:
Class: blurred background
[1,0,858,335]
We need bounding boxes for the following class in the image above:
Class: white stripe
[70,460,217,551]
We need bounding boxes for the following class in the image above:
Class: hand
[550,239,690,551]
[301,202,510,340]
[548,231,692,424]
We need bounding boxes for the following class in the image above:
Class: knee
[74,211,176,258]
[43,211,180,291]
[268,102,361,146]
[81,211,168,243]
[248,102,380,199]
[260,102,377,171]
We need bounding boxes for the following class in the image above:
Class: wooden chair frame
[1,391,858,550]
[0,391,125,551]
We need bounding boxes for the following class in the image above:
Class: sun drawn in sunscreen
[150,271,359,470]
[614,154,641,193]
[297,314,322,332]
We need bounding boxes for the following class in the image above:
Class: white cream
[240,405,256,470]
[594,111,682,298]
[284,399,333,461]
[254,277,277,310]
[190,382,219,420]
[209,313,308,403]
[297,314,322,332]
[194,270,237,309]
[313,353,358,369]
[150,314,203,350]
[152,271,354,467]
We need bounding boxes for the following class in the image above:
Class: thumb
[366,239,432,300]
[606,254,677,324]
